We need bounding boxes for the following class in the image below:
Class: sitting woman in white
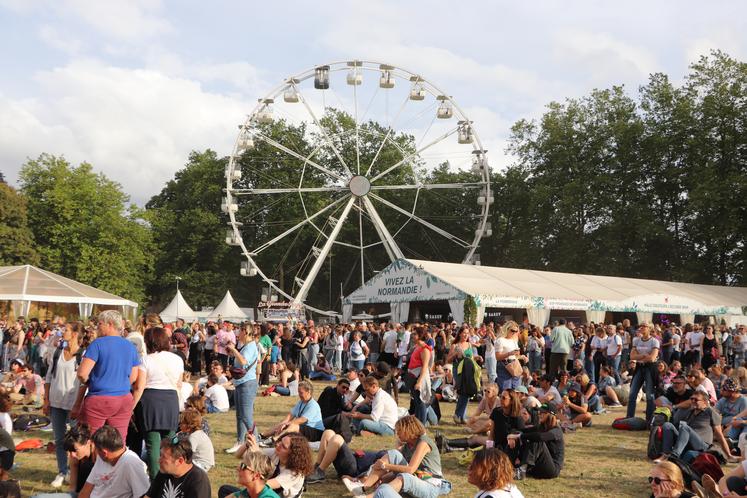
[179,408,214,472]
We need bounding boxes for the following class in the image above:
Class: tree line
[0,50,743,311]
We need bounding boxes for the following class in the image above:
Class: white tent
[207,291,248,322]
[343,259,747,326]
[0,265,138,319]
[159,290,198,323]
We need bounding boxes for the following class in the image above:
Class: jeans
[309,371,336,381]
[484,354,497,384]
[528,351,542,374]
[626,363,656,421]
[407,375,429,424]
[274,385,291,396]
[360,419,395,436]
[351,359,364,371]
[373,450,452,498]
[50,406,70,475]
[584,355,594,382]
[455,394,470,421]
[426,406,439,426]
[30,494,77,498]
[234,378,258,443]
[607,355,621,374]
[495,362,520,392]
[369,352,379,365]
[662,421,710,457]
[334,350,343,371]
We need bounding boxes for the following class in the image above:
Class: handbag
[230,344,258,380]
[505,358,523,377]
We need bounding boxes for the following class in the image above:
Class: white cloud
[62,0,173,41]
[38,24,83,54]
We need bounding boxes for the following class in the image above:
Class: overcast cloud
[1,0,746,204]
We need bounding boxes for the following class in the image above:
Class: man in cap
[716,378,747,440]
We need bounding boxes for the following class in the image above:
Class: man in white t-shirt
[530,374,562,405]
[347,376,398,435]
[605,325,623,374]
[83,425,149,498]
[380,326,399,367]
[204,374,230,413]
[688,327,705,367]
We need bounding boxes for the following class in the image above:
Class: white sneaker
[342,477,364,496]
[225,442,243,454]
[51,473,66,488]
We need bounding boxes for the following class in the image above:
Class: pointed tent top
[208,290,248,322]
[159,289,197,322]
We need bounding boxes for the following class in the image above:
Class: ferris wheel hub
[348,175,371,197]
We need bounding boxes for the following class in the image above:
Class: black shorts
[332,446,387,478]
[0,450,14,471]
[299,425,324,442]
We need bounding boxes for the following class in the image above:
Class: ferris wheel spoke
[254,131,346,182]
[294,196,357,304]
[358,199,365,287]
[369,127,459,184]
[251,195,349,255]
[360,195,404,262]
[232,186,346,195]
[369,192,471,248]
[370,182,485,191]
[365,93,411,177]
[292,82,354,178]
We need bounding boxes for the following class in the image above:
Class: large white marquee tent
[343,259,747,327]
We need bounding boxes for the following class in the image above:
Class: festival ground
[13,380,717,498]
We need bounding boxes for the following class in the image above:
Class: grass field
[15,384,681,497]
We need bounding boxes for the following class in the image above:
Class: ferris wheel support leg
[293,196,357,306]
[361,196,404,261]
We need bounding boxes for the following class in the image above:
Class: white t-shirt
[335,334,344,352]
[534,386,562,405]
[189,429,215,471]
[179,381,194,410]
[0,413,11,435]
[262,448,304,497]
[144,351,184,390]
[370,389,398,429]
[397,331,411,356]
[632,337,660,360]
[45,352,80,410]
[382,330,398,354]
[205,384,230,412]
[591,336,606,353]
[605,334,622,356]
[345,377,362,405]
[690,331,705,351]
[474,484,525,498]
[495,337,519,361]
[87,449,149,498]
[672,333,681,352]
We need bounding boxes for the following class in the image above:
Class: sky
[1,0,746,205]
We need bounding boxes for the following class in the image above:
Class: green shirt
[260,335,272,356]
[230,485,280,498]
[551,326,574,354]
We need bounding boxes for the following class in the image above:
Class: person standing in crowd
[225,324,259,454]
[549,320,573,378]
[348,330,369,371]
[71,310,141,440]
[258,324,272,387]
[203,325,216,370]
[605,324,623,375]
[366,325,381,365]
[482,324,497,385]
[495,322,525,392]
[188,322,205,378]
[527,326,544,375]
[407,327,433,425]
[80,425,150,498]
[215,322,237,369]
[144,436,211,498]
[43,322,82,488]
[448,326,475,423]
[626,323,660,422]
[660,324,674,365]
[132,327,184,478]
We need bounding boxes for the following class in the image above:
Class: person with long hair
[648,461,697,498]
[494,321,525,393]
[468,448,524,498]
[188,322,205,377]
[447,326,475,424]
[342,415,451,498]
[407,327,433,425]
[225,324,260,454]
[508,402,564,480]
[179,408,214,472]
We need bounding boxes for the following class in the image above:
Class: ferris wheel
[223,60,493,316]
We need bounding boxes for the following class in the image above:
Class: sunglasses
[239,462,253,472]
[648,476,669,485]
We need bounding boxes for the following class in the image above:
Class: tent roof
[159,290,197,322]
[0,265,137,307]
[207,291,248,321]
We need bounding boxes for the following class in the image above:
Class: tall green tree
[0,183,40,266]
[19,154,153,303]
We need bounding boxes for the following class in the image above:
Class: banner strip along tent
[0,265,138,319]
[343,259,747,326]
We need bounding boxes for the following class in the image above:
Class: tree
[19,154,153,303]
[0,183,39,266]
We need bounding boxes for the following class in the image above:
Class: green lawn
[16,386,671,497]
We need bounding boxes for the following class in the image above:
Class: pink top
[215,329,236,355]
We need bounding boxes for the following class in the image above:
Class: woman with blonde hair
[468,448,524,497]
[648,461,696,498]
[494,321,526,393]
[221,450,280,498]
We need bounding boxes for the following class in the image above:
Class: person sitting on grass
[467,448,525,498]
[262,361,299,397]
[558,383,592,429]
[663,375,694,414]
[220,433,313,498]
[648,461,697,498]
[597,366,622,408]
[81,424,150,498]
[144,435,211,498]
[309,354,336,381]
[306,429,388,484]
[179,408,214,472]
[576,373,604,414]
[29,424,97,498]
[341,415,452,498]
[225,450,280,498]
[466,383,500,435]
[507,402,564,480]
[205,374,230,413]
[345,376,398,436]
[185,395,211,435]
[259,380,325,444]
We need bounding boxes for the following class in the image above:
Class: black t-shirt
[489,408,525,449]
[665,386,694,407]
[147,465,211,498]
[76,457,95,492]
[318,386,346,419]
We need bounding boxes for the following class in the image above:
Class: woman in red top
[406,327,432,424]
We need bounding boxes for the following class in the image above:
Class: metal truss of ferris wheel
[222,60,493,316]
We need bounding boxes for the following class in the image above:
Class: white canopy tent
[343,259,747,326]
[207,291,248,322]
[0,265,138,319]
[159,290,198,323]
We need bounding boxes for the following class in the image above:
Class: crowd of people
[0,311,744,497]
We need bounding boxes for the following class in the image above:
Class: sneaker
[258,437,274,448]
[513,467,525,481]
[342,477,364,496]
[306,466,326,484]
[225,442,243,454]
[607,402,623,408]
[40,423,54,432]
[434,431,446,453]
[51,473,66,488]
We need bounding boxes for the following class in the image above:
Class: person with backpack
[448,326,478,424]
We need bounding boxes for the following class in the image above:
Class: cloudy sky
[1,0,746,205]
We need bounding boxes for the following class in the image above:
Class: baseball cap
[539,402,557,415]
[514,385,529,395]
[723,378,739,392]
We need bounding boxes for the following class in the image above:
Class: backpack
[650,407,671,428]
[612,416,647,431]
[691,452,724,483]
[13,415,51,432]
[666,455,701,489]
[456,357,481,397]
[647,425,664,460]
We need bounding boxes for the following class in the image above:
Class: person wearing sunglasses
[144,434,211,498]
[648,461,696,498]
[225,451,279,498]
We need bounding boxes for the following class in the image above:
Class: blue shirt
[83,336,140,396]
[290,398,324,431]
[233,341,259,385]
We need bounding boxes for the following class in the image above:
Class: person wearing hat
[507,402,564,480]
[718,378,747,440]
[560,382,592,428]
